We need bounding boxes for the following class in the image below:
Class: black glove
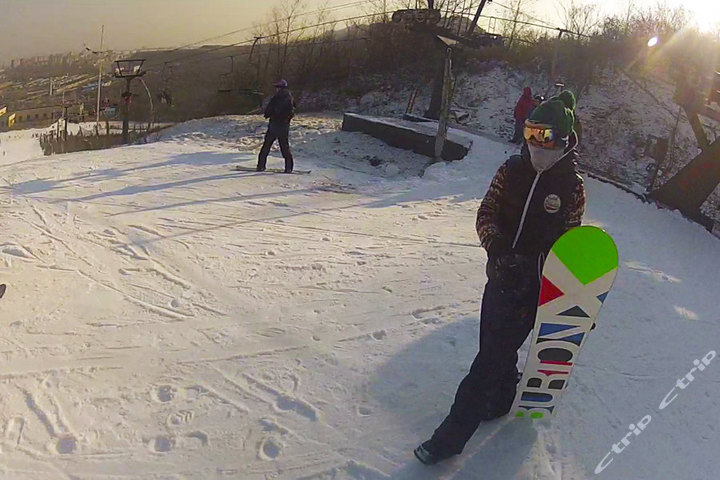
[491,253,537,289]
[495,253,531,273]
[486,236,508,258]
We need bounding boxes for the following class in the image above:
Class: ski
[512,226,618,419]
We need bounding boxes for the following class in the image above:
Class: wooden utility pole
[63,105,69,141]
[550,29,566,86]
[467,0,491,36]
[139,77,154,132]
[508,0,522,48]
[434,48,452,159]
[434,37,458,162]
[95,25,104,134]
[121,78,133,142]
[250,37,262,88]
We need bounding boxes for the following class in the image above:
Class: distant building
[0,103,84,130]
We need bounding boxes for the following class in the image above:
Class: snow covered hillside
[317,64,719,221]
[0,116,718,480]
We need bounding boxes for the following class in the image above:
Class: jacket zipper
[511,171,541,250]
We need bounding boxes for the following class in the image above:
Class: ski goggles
[524,121,567,148]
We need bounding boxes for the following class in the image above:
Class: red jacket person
[511,87,536,143]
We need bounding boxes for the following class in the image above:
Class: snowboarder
[257,79,295,173]
[414,94,586,465]
[511,87,536,143]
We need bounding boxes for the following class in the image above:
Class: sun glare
[687,0,720,33]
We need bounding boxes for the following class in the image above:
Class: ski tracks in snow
[0,122,491,478]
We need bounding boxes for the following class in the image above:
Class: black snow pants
[257,121,294,172]
[511,117,525,143]
[430,253,541,455]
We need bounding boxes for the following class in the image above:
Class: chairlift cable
[144,0,368,67]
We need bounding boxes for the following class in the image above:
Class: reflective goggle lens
[524,123,556,145]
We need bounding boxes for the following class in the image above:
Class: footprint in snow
[258,437,283,460]
[371,330,387,340]
[167,410,194,427]
[151,435,173,453]
[274,396,318,421]
[259,418,291,436]
[56,435,77,454]
[4,417,25,446]
[186,431,209,447]
[154,385,176,403]
[357,405,373,416]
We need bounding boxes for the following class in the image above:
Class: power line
[144,12,379,71]
[135,5,588,78]
[431,1,588,38]
[479,13,589,37]
[178,35,370,68]
[490,0,559,30]
[145,0,368,66]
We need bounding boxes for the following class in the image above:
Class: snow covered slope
[0,117,718,479]
[326,64,720,221]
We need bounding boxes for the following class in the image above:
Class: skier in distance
[257,79,296,173]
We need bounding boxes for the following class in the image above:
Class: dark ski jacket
[264,89,295,124]
[513,87,536,121]
[476,132,585,258]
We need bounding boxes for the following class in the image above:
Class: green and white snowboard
[512,226,618,419]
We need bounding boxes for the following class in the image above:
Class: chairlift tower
[649,68,720,230]
[392,1,499,119]
[113,59,146,144]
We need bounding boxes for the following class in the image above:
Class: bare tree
[294,3,336,87]
[559,0,601,37]
[623,0,635,36]
[609,2,689,40]
[362,0,418,22]
[252,0,308,85]
[363,0,391,22]
[278,0,307,78]
[499,0,538,48]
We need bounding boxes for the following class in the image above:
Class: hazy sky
[0,0,716,65]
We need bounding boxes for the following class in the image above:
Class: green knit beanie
[556,90,576,112]
[528,98,574,137]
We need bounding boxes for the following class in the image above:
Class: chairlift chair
[217,56,237,94]
[158,63,174,106]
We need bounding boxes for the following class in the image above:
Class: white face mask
[527,144,566,173]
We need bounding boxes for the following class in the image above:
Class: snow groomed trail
[0,115,718,480]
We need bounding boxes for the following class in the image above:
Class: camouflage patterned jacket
[476,136,585,258]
